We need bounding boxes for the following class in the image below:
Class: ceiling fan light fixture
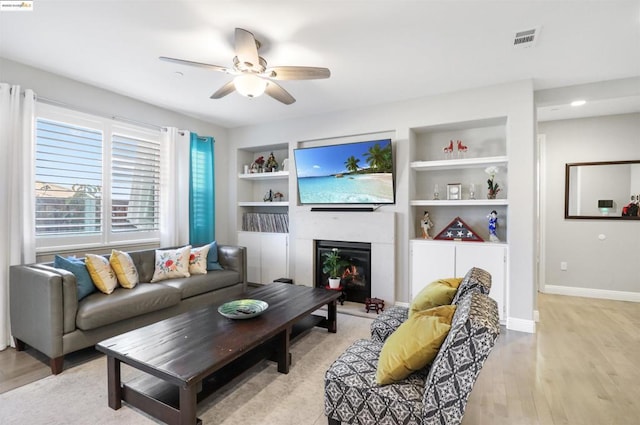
[234,74,267,98]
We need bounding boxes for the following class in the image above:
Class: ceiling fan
[160,28,330,105]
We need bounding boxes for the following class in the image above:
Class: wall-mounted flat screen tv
[293,138,395,205]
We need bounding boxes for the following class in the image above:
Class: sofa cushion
[324,338,428,424]
[161,269,242,299]
[85,254,118,294]
[76,283,181,331]
[376,305,456,385]
[189,244,210,275]
[451,267,492,305]
[206,240,224,271]
[409,278,461,318]
[109,249,139,289]
[150,246,191,283]
[53,255,96,300]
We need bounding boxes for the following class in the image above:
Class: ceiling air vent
[513,27,540,48]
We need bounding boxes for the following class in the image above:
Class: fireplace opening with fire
[315,240,371,303]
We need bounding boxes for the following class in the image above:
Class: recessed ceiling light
[571,100,586,107]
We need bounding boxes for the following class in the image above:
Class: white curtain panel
[0,83,36,350]
[159,127,190,247]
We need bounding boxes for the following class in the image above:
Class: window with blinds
[35,104,161,250]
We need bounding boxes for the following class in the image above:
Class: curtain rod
[36,95,171,132]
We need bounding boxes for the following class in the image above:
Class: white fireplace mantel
[293,211,396,303]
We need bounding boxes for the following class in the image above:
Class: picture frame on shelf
[447,183,462,200]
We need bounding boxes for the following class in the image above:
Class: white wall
[539,113,640,299]
[229,80,537,330]
[1,58,232,244]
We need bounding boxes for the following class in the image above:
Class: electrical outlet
[560,261,568,271]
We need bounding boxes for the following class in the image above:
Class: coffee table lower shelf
[115,313,329,424]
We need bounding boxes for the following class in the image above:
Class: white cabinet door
[237,232,262,284]
[260,233,288,284]
[455,243,506,319]
[237,232,289,284]
[410,240,455,299]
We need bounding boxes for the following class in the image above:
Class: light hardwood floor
[464,293,640,425]
[1,293,639,424]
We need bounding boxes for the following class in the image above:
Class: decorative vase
[487,190,497,199]
[328,278,341,289]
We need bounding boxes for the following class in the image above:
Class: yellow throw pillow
[109,249,139,289]
[150,246,191,283]
[189,244,210,275]
[409,278,462,318]
[85,254,118,294]
[376,305,456,385]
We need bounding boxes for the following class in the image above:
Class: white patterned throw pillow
[189,244,210,275]
[150,246,191,282]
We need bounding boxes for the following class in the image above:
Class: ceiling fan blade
[235,28,260,69]
[264,66,331,80]
[265,81,296,105]
[159,56,229,73]
[210,81,236,99]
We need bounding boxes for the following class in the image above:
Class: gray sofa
[324,267,500,425]
[10,244,247,374]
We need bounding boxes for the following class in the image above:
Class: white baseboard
[533,310,540,322]
[394,301,410,308]
[543,285,640,302]
[506,317,536,333]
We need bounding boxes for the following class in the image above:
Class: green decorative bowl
[218,299,269,319]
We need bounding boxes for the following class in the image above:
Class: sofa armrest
[218,245,247,287]
[9,265,73,359]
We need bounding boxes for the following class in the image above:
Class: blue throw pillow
[206,241,224,271]
[53,255,96,300]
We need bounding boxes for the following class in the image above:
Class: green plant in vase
[322,248,349,288]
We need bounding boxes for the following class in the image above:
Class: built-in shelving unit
[236,145,290,284]
[409,116,509,242]
[408,116,510,321]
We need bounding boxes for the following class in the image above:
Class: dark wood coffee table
[95,283,341,425]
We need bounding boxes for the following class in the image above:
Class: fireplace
[315,240,371,303]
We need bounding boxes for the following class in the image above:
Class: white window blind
[35,118,103,236]
[111,134,160,233]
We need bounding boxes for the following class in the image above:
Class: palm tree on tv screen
[344,156,360,173]
[364,143,392,173]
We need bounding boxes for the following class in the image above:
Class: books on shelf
[242,212,289,233]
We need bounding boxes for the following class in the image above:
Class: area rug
[0,313,372,425]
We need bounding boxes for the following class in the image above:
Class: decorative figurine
[457,140,468,157]
[488,210,500,242]
[443,140,454,158]
[273,191,284,201]
[263,189,273,202]
[420,211,434,239]
[265,152,278,172]
[253,155,265,172]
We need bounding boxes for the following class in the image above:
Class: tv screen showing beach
[293,139,395,205]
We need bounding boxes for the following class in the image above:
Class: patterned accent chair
[370,267,492,344]
[324,290,500,425]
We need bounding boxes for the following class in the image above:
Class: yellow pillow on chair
[376,305,456,385]
[409,278,462,318]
